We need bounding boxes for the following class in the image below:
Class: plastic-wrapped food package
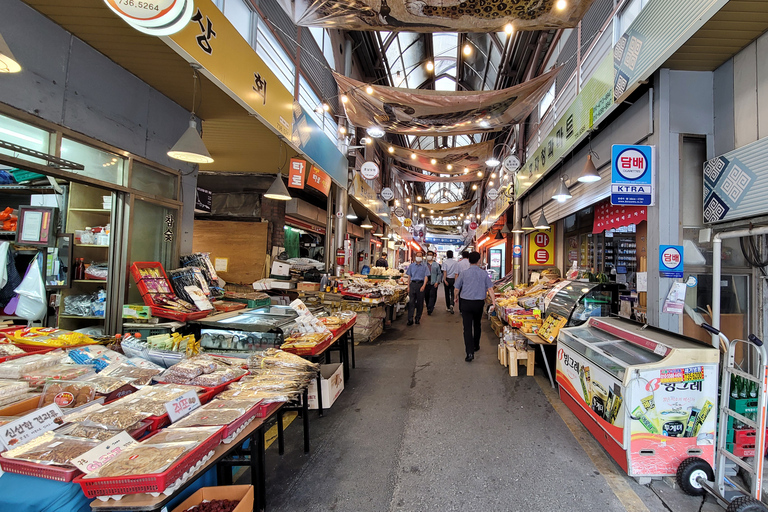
[0,416,17,426]
[127,357,164,370]
[142,426,221,445]
[63,294,96,317]
[39,381,96,408]
[76,404,149,430]
[215,388,297,403]
[0,379,29,399]
[204,399,261,411]
[79,375,132,394]
[0,343,26,356]
[84,442,197,478]
[22,364,94,387]
[1,432,99,466]
[100,364,161,385]
[68,346,129,371]
[190,371,233,387]
[247,349,319,372]
[130,384,201,402]
[56,422,139,442]
[0,352,64,379]
[171,408,245,428]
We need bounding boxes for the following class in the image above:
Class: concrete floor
[250,306,723,512]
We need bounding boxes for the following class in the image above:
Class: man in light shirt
[405,251,429,326]
[455,250,471,312]
[441,250,459,314]
[424,250,442,315]
[454,251,495,362]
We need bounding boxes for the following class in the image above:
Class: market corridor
[257,307,715,512]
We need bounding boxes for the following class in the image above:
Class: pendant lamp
[522,215,535,230]
[511,219,524,233]
[501,224,511,234]
[361,216,373,229]
[534,210,550,230]
[264,174,291,201]
[578,154,601,183]
[346,205,358,219]
[495,231,504,240]
[168,68,214,163]
[0,33,21,73]
[552,176,572,202]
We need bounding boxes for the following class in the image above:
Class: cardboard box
[171,485,254,512]
[123,304,151,320]
[297,282,321,291]
[307,363,344,410]
[270,261,291,277]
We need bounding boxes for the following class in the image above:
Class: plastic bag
[0,241,9,289]
[14,254,46,321]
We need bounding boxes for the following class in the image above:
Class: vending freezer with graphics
[556,317,719,480]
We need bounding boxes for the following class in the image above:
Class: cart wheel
[676,457,714,496]
[726,496,768,512]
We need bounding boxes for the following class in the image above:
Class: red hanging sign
[288,158,306,189]
[307,165,332,196]
[593,199,647,233]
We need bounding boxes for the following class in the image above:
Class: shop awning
[593,200,647,233]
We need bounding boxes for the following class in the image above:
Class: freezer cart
[556,317,720,479]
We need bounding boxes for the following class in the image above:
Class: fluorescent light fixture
[578,154,601,183]
[534,211,550,229]
[0,33,21,73]
[263,174,291,201]
[168,119,214,163]
[366,126,385,138]
[0,127,42,145]
[361,216,373,229]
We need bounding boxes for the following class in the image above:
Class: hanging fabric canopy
[393,166,480,183]
[426,224,461,234]
[413,199,473,210]
[274,0,597,33]
[335,68,558,136]
[377,139,493,174]
[592,199,647,233]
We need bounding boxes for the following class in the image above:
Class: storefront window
[0,114,50,166]
[131,161,178,200]
[60,138,126,186]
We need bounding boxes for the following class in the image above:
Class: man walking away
[405,251,428,325]
[375,252,388,269]
[455,250,471,312]
[442,250,458,314]
[454,251,495,362]
[425,250,442,315]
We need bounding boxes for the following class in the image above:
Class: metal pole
[335,185,348,275]
[325,190,334,273]
[513,200,522,286]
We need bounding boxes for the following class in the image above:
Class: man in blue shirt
[455,250,471,313]
[441,250,459,314]
[424,250,442,316]
[454,251,495,361]
[405,251,429,325]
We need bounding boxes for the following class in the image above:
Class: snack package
[171,408,245,428]
[204,399,261,411]
[56,422,146,442]
[1,432,99,466]
[0,352,65,379]
[78,375,133,395]
[0,379,29,399]
[0,343,26,356]
[100,364,161,385]
[76,404,149,431]
[247,349,319,372]
[142,426,221,445]
[39,381,96,409]
[22,364,95,387]
[68,346,130,371]
[84,441,197,478]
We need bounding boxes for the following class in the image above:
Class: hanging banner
[393,166,480,183]
[288,158,307,189]
[528,227,555,266]
[164,0,294,140]
[351,174,390,225]
[307,166,332,196]
[291,102,348,187]
[273,0,597,32]
[335,69,558,136]
[593,199,647,233]
[611,144,654,206]
[378,139,493,174]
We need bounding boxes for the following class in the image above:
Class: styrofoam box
[307,363,344,410]
[270,280,296,290]
[271,261,291,277]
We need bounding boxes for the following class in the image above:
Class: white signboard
[394,206,406,217]
[360,161,380,180]
[103,0,193,36]
[380,187,394,201]
[72,431,138,474]
[164,390,201,423]
[0,404,63,449]
[503,155,521,173]
[487,188,499,201]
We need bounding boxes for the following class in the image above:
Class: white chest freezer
[556,317,719,479]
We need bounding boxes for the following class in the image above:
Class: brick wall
[262,198,286,249]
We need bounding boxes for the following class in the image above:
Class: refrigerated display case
[545,281,621,326]
[556,317,719,479]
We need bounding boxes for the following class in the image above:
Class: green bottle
[739,377,748,399]
[731,375,739,399]
[749,380,758,399]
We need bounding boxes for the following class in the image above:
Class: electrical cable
[740,234,768,277]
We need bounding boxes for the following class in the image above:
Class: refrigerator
[556,317,719,478]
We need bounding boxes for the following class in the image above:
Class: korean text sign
[528,227,555,266]
[611,144,654,206]
[659,245,684,278]
[288,158,306,189]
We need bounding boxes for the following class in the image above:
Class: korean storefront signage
[528,227,555,266]
[164,0,294,139]
[288,158,306,189]
[307,166,331,196]
[380,187,394,201]
[351,174,390,225]
[291,102,347,187]
[659,245,684,278]
[104,0,192,36]
[360,161,380,181]
[611,144,654,206]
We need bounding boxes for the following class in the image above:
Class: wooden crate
[507,346,535,377]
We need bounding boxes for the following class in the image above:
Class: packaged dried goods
[56,423,127,442]
[183,499,240,512]
[68,345,130,371]
[76,404,149,430]
[215,388,296,403]
[99,364,161,385]
[0,352,64,379]
[142,426,221,445]
[22,364,94,387]
[171,408,245,428]
[79,375,132,394]
[0,344,26,356]
[0,379,29,398]
[2,432,99,466]
[84,442,196,478]
[130,384,202,402]
[39,381,96,409]
[247,349,319,372]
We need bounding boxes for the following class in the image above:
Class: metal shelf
[75,244,110,248]
[59,315,105,319]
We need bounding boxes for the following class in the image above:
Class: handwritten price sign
[0,404,63,449]
[164,390,200,423]
[72,431,138,474]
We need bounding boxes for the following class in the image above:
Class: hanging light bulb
[476,213,481,219]
[339,126,347,134]
[488,181,494,187]
[366,85,374,94]
[361,216,374,229]
[556,0,567,10]
[534,211,550,229]
[578,154,601,183]
[341,94,348,103]
[447,164,453,170]
[388,146,395,153]
[472,184,477,190]
[477,171,483,177]
[322,103,330,112]
[491,172,497,179]
[522,216,535,230]
[552,176,572,202]
[463,44,472,56]
[464,168,469,174]
[504,23,514,35]
[346,205,358,219]
[417,196,422,201]
[430,159,437,165]
[511,219,524,233]
[360,137,372,145]
[411,153,417,160]
[264,174,292,201]
[408,204,413,209]
[426,61,434,71]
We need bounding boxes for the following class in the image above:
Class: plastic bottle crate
[122,326,173,338]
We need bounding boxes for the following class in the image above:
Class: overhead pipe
[711,225,768,348]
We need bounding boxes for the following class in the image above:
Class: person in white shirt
[441,250,459,314]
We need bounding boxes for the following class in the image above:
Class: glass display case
[545,282,622,326]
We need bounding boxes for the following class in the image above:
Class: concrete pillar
[325,190,334,273]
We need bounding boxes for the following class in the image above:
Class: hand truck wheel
[676,456,714,496]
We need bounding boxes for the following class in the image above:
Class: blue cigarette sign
[611,145,654,206]
[659,245,684,278]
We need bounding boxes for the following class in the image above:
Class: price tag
[0,404,64,449]
[71,431,138,474]
[653,343,668,356]
[164,390,200,423]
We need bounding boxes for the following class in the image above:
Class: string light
[339,126,346,134]
[556,0,567,10]
[504,23,514,34]
[365,86,373,94]
[411,153,417,160]
[417,196,422,201]
[447,164,453,170]
[430,159,437,165]
[388,146,395,153]
[341,95,348,103]
[472,184,477,190]
[406,198,410,203]
[488,181,494,186]
[426,61,434,71]
[491,172,497,179]
[477,171,483,177]
[464,168,469,174]
[463,44,472,56]
[322,103,330,112]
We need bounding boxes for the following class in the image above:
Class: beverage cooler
[556,317,719,479]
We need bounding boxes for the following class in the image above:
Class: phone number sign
[611,144,654,206]
[659,245,684,278]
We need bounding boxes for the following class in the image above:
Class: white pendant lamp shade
[534,210,550,229]
[361,216,373,229]
[168,119,213,163]
[264,174,292,201]
[578,154,601,183]
[0,33,21,73]
[485,156,501,167]
[346,205,358,219]
[552,177,572,202]
[511,219,524,233]
[522,216,535,230]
